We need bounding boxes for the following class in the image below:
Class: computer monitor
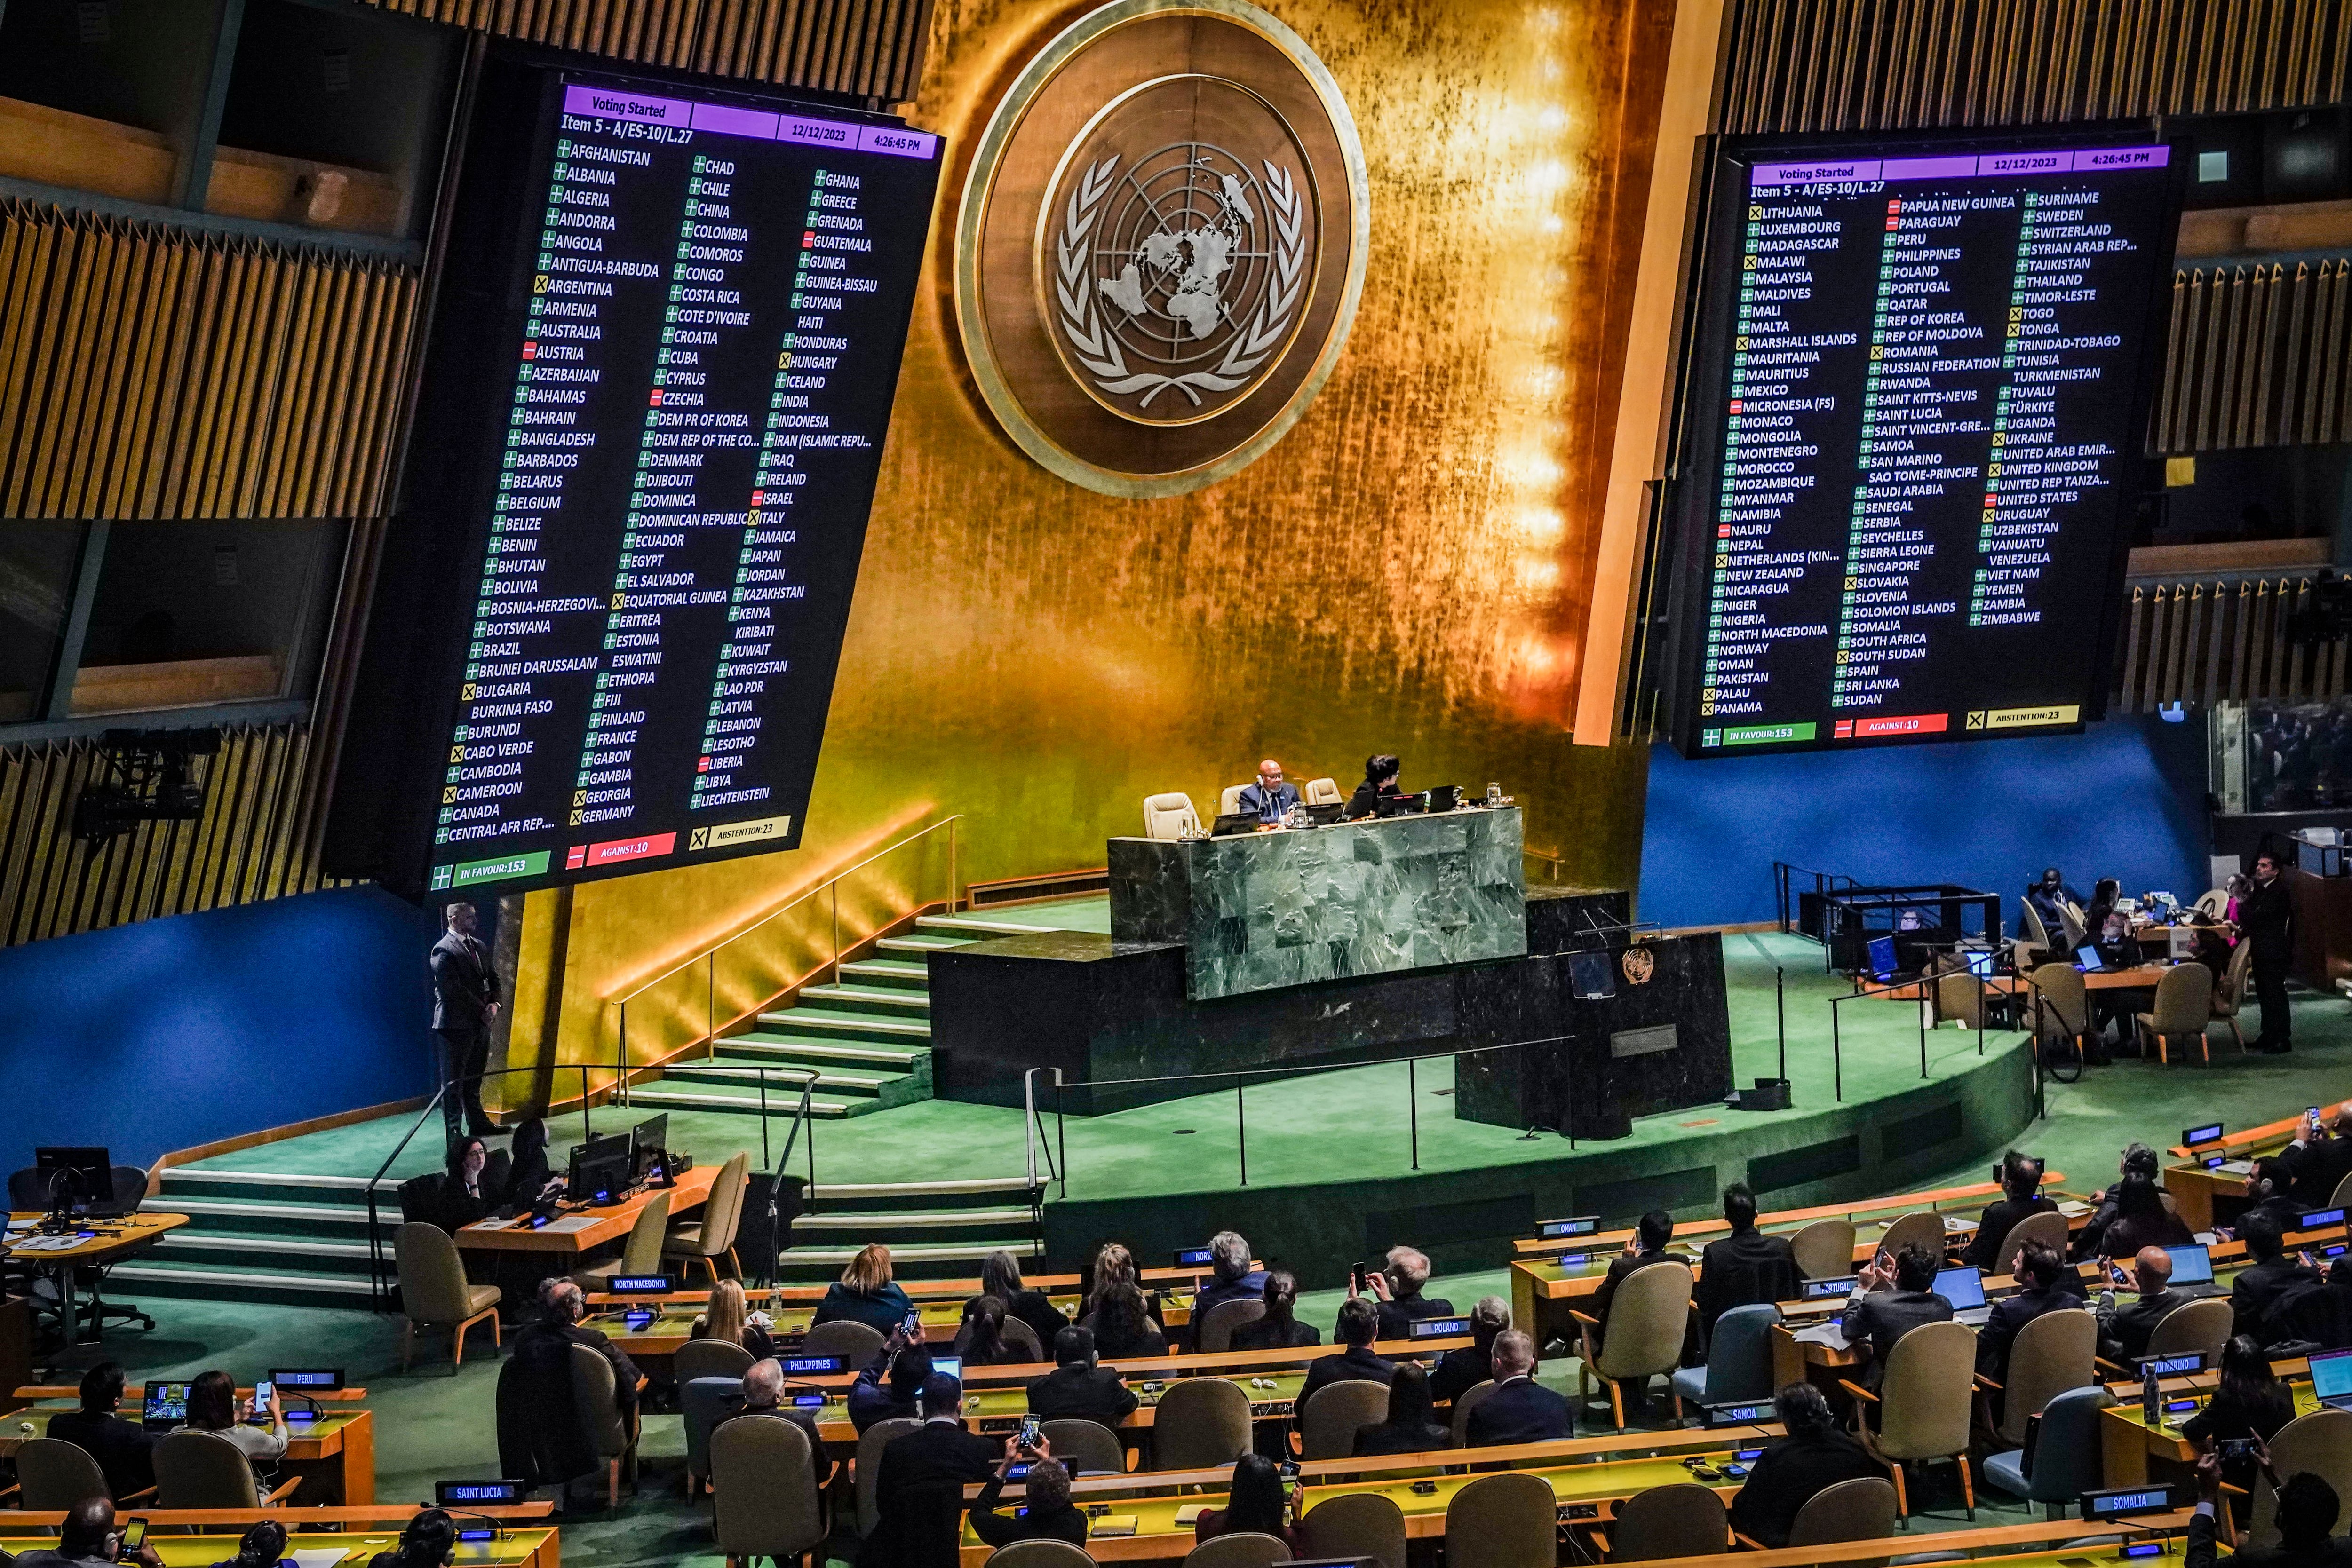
[1932,1266,1986,1311]
[1867,935,1898,979]
[34,1147,114,1215]
[1964,949,1995,979]
[569,1134,633,1205]
[1210,813,1261,837]
[631,1114,668,1159]
[2162,1243,2214,1285]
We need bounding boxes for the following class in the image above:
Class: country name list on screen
[428,80,938,894]
[1683,142,2173,756]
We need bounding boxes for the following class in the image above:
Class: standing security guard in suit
[430,902,500,1140]
[2242,851,2296,1053]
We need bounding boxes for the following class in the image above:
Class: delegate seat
[710,1410,825,1567]
[152,1430,299,1508]
[2137,962,2215,1066]
[1981,1307,2095,1449]
[1982,1384,2110,1518]
[802,1318,887,1364]
[2247,1407,2352,1550]
[1607,1482,1726,1561]
[1196,1298,1265,1353]
[1299,1379,1391,1460]
[1300,1490,1406,1568]
[574,1188,671,1292]
[1143,794,1200,841]
[1182,1535,1289,1568]
[1444,1472,1557,1568]
[854,1416,920,1537]
[571,1339,641,1510]
[1788,1221,1857,1282]
[394,1221,501,1373]
[1784,1475,1899,1558]
[1573,1259,1692,1429]
[1039,1418,1124,1479]
[664,1149,750,1281]
[1842,1319,1976,1523]
[1152,1377,1251,1470]
[1671,1302,1777,1410]
[984,1544,1094,1568]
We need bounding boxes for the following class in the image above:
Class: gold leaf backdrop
[511,0,1673,1081]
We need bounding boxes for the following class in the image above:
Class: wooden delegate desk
[1510,1172,2072,1260]
[2100,1355,2320,1487]
[455,1164,714,1254]
[0,1404,375,1503]
[954,1430,1789,1566]
[2162,1105,2345,1232]
[1623,1513,2196,1568]
[589,1289,1210,1360]
[4,1213,190,1343]
[0,1528,558,1568]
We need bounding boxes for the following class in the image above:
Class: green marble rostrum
[1107,808,1529,1000]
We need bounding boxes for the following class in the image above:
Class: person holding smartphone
[1192,1454,1305,1550]
[13,1497,165,1568]
[967,1435,1088,1547]
[178,1370,287,1463]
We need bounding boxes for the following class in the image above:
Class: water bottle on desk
[2142,1361,2160,1426]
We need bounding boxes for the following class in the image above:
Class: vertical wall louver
[0,202,417,520]
[0,723,345,948]
[1718,0,2352,135]
[2114,576,2348,711]
[356,0,938,102]
[2153,261,2352,451]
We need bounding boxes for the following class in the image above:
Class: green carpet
[102,940,2352,1565]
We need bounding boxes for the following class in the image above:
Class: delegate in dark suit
[2233,1255,2323,1345]
[2239,869,2294,1052]
[1463,1376,1573,1446]
[2099,1287,2193,1362]
[1974,1281,2082,1390]
[1588,1251,1687,1350]
[864,1419,1001,1568]
[1299,1346,1394,1407]
[1727,1428,1885,1548]
[967,1472,1089,1549]
[1960,1194,2055,1271]
[1695,1229,1800,1340]
[2283,1132,2352,1208]
[46,1408,159,1498]
[429,922,500,1139]
[1024,1364,1137,1428]
[1428,1345,1492,1406]
[1373,1292,1458,1343]
[1234,782,1298,825]
[1838,1289,1953,1386]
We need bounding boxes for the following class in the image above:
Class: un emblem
[956,0,1367,496]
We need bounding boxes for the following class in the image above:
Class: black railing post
[1408,1055,1420,1171]
[1236,1074,1248,1187]
[1832,1004,1844,1102]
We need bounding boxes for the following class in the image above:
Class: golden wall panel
[0,722,344,947]
[521,0,1670,1074]
[1718,0,2352,132]
[0,203,416,520]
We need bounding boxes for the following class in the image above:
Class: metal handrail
[608,814,962,1109]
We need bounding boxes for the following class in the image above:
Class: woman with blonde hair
[691,1276,776,1359]
[812,1241,915,1335]
[1081,1242,1165,1357]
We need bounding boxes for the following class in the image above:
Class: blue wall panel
[0,886,438,1169]
[1637,714,2211,931]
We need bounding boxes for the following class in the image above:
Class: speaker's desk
[3,1211,188,1343]
[455,1164,715,1253]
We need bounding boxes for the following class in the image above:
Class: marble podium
[1107,808,1528,1000]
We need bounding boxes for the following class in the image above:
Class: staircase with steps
[628,911,1066,1121]
[112,908,1089,1307]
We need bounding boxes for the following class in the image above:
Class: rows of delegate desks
[0,1510,556,1568]
[0,1384,375,1504]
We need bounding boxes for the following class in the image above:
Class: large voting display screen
[327,57,939,898]
[1658,132,2180,759]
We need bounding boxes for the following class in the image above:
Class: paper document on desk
[1794,1322,1850,1348]
[287,1550,354,1568]
[2058,1200,2094,1217]
[8,1235,83,1252]
[1942,1215,1970,1232]
[466,1216,518,1232]
[537,1216,600,1233]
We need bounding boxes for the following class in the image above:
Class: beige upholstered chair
[2136,961,2215,1065]
[575,1188,671,1291]
[153,1430,299,1507]
[853,1415,920,1536]
[2026,964,2092,1067]
[1449,1379,1497,1446]
[1573,1259,1693,1428]
[1039,1418,1125,1479]
[1443,1472,1557,1568]
[956,1315,1046,1363]
[2057,903,2087,950]
[1987,1209,2069,1277]
[18,1436,144,1507]
[2019,901,2053,951]
[710,1408,825,1566]
[2334,1169,2352,1210]
[802,1318,886,1365]
[1197,1298,1265,1354]
[1875,1212,1948,1264]
[2212,939,2257,1051]
[1218,784,1248,819]
[394,1220,501,1372]
[1785,1476,1898,1555]
[1932,971,1986,1030]
[1152,1377,1251,1470]
[1789,1220,1857,1282]
[1303,777,1343,807]
[1842,1319,1977,1522]
[1302,1490,1407,1568]
[2249,1408,2352,1549]
[664,1150,750,1281]
[985,1544,1095,1568]
[1143,793,1200,840]
[1609,1482,1727,1561]
[1299,1379,1391,1460]
[570,1340,641,1509]
[1982,1307,2095,1448]
[2146,1298,2233,1363]
[2194,888,2231,919]
[674,1336,756,1383]
[1182,1534,1290,1568]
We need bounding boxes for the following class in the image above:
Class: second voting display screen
[1663,133,2179,758]
[409,71,940,895]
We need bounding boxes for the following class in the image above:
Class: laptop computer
[1210,812,1262,837]
[2313,1348,2352,1411]
[2162,1243,2227,1300]
[1424,785,1460,813]
[2076,943,2106,973]
[1934,1265,1992,1327]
